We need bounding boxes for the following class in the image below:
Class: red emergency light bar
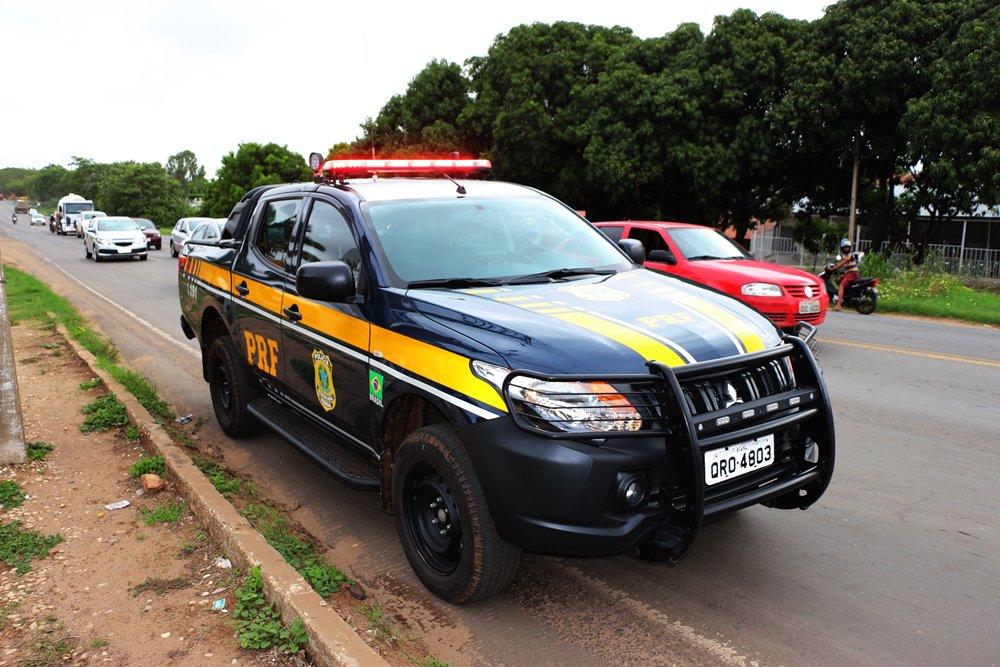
[318,158,492,179]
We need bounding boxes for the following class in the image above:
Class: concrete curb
[59,324,387,667]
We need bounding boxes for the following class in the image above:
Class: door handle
[283,304,302,321]
[235,281,249,297]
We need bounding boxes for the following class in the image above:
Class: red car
[594,221,828,329]
[132,218,162,250]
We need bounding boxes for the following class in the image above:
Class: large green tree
[165,149,207,197]
[200,143,310,217]
[96,162,187,226]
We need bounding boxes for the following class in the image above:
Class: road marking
[823,337,1000,368]
[54,266,199,359]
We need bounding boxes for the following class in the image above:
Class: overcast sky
[3,0,831,175]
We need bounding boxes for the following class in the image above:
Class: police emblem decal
[312,350,336,412]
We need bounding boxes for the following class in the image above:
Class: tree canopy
[199,143,311,217]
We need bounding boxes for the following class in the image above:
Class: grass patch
[128,456,165,478]
[232,566,308,654]
[0,481,26,509]
[21,620,76,666]
[0,520,64,574]
[0,601,19,628]
[79,377,102,390]
[138,501,186,525]
[79,393,129,433]
[26,441,55,461]
[359,602,395,643]
[131,577,190,596]
[193,456,246,498]
[90,638,109,649]
[241,503,347,597]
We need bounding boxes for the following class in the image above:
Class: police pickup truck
[178,156,834,603]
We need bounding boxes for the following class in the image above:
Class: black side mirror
[647,249,677,266]
[296,261,356,302]
[618,238,646,264]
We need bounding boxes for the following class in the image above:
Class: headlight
[507,376,642,434]
[741,282,782,297]
[95,236,110,245]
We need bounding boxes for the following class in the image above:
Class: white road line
[55,266,199,359]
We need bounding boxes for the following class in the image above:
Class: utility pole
[0,254,26,464]
[848,137,860,247]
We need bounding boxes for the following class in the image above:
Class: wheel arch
[199,306,232,382]
[378,393,449,514]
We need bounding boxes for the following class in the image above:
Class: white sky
[3,0,831,175]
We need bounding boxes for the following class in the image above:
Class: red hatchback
[595,221,827,329]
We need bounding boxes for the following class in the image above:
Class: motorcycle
[818,263,879,314]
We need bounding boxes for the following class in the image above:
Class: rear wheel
[170,240,178,257]
[854,290,877,315]
[84,244,91,259]
[207,336,259,437]
[392,424,521,603]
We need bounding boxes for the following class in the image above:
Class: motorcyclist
[830,238,860,311]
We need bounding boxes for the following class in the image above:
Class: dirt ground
[0,322,308,666]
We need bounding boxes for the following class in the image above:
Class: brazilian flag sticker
[369,370,384,407]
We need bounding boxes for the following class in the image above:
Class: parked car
[132,218,162,250]
[29,212,47,226]
[177,219,226,269]
[594,221,828,329]
[77,210,107,238]
[83,216,148,262]
[170,217,215,257]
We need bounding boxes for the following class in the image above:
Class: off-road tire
[392,424,521,603]
[854,290,877,315]
[207,336,259,438]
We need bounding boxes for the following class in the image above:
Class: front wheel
[170,240,178,257]
[854,290,877,315]
[392,424,521,604]
[207,336,259,437]
[85,244,91,259]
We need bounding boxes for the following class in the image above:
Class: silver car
[170,216,215,257]
[84,216,148,262]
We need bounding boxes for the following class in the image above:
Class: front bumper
[743,293,828,328]
[93,241,147,259]
[460,334,835,562]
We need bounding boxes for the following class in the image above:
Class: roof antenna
[444,151,467,195]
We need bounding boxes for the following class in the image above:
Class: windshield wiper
[685,254,741,261]
[507,268,616,285]
[406,277,506,289]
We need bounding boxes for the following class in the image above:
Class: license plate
[704,434,775,486]
[799,299,820,314]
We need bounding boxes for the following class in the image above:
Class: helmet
[840,238,852,249]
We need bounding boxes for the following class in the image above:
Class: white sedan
[29,212,47,226]
[84,216,149,262]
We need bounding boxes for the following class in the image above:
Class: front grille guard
[504,330,836,563]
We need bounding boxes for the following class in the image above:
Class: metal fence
[750,232,1000,278]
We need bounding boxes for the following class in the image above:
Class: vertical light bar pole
[0,256,26,464]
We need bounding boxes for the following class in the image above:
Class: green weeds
[359,602,395,643]
[138,501,186,525]
[79,377,102,390]
[79,393,129,433]
[0,520,64,574]
[131,577,190,596]
[193,456,245,498]
[128,456,165,478]
[232,566,308,654]
[0,481,25,509]
[26,441,54,461]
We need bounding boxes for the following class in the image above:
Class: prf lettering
[244,331,279,377]
[637,312,695,328]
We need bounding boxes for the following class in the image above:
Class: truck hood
[406,270,781,375]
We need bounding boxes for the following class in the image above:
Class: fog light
[617,475,647,508]
[804,438,819,464]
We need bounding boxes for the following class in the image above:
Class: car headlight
[741,282,783,297]
[507,376,643,434]
[95,236,110,245]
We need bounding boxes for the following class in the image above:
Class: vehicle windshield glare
[64,203,92,214]
[365,196,632,285]
[668,227,750,261]
[97,219,140,232]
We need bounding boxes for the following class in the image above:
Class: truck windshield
[365,196,632,286]
[64,202,94,214]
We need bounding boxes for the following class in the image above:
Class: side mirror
[647,249,677,266]
[296,261,356,302]
[618,238,646,264]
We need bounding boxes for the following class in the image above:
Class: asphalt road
[2,202,998,666]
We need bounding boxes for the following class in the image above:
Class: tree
[200,143,311,217]
[96,162,187,227]
[166,150,206,197]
